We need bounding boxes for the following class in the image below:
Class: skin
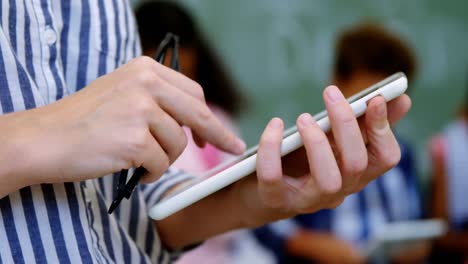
[0,56,245,194]
[0,57,411,250]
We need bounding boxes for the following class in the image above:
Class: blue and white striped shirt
[0,1,192,263]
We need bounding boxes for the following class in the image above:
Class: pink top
[173,105,238,264]
[172,105,237,175]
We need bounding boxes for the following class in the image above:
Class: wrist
[229,179,257,228]
[230,176,288,228]
[156,184,245,249]
[4,108,68,185]
[0,111,43,193]
[220,183,246,228]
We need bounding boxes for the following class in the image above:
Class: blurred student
[253,24,424,264]
[136,2,263,264]
[428,78,468,263]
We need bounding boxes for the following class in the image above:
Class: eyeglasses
[108,33,181,214]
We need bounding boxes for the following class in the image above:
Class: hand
[234,85,411,226]
[3,56,245,188]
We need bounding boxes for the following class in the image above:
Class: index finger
[156,81,246,155]
[152,58,206,103]
[152,59,211,147]
[128,56,206,103]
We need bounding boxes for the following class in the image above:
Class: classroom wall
[132,0,468,182]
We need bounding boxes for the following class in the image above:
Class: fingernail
[299,113,314,127]
[376,100,386,116]
[235,139,246,153]
[375,118,388,130]
[374,102,388,130]
[269,118,283,129]
[326,86,344,103]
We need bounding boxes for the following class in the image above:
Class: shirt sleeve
[139,167,202,261]
[158,241,203,264]
[139,167,194,209]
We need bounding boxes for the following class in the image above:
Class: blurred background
[131,0,468,186]
[132,0,468,263]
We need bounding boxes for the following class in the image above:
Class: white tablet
[149,72,408,220]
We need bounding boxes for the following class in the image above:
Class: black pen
[108,33,181,214]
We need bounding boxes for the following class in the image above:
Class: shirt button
[44,27,57,45]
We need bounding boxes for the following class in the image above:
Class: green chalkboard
[133,0,468,181]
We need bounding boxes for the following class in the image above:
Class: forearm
[155,183,245,249]
[0,110,42,198]
[0,141,30,198]
[0,106,72,197]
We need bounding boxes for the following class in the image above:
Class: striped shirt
[253,140,422,264]
[0,1,192,263]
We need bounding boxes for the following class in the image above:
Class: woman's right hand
[0,56,245,196]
